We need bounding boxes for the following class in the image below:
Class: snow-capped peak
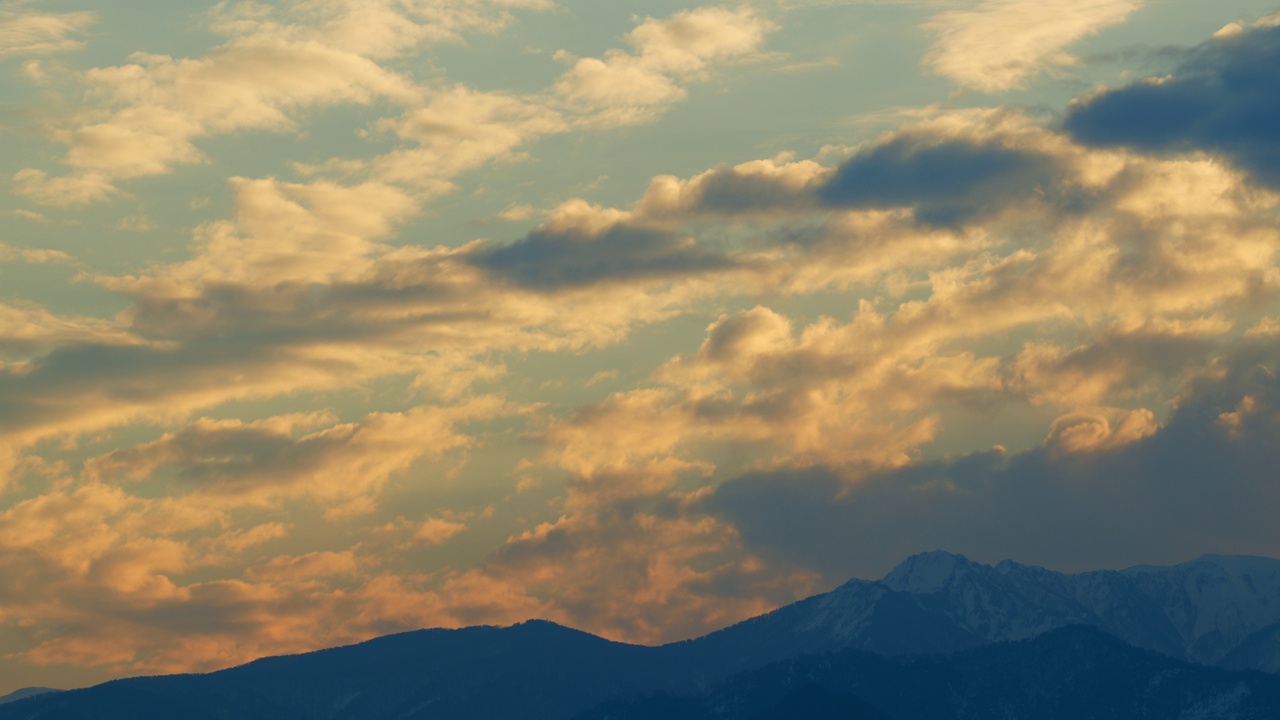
[881,550,979,594]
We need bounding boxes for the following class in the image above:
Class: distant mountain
[0,690,58,707]
[578,626,1280,720]
[6,552,1280,719]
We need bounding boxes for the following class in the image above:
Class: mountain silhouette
[6,553,1280,719]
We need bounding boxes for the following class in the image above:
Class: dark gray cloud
[817,136,1070,226]
[1063,25,1280,188]
[470,223,735,290]
[706,351,1280,582]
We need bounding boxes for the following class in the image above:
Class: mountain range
[6,551,1280,719]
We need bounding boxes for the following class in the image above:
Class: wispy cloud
[0,5,96,58]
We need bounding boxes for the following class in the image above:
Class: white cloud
[206,0,548,59]
[11,168,119,207]
[371,85,566,188]
[0,242,69,263]
[0,6,95,57]
[18,4,766,207]
[923,0,1142,92]
[21,37,421,199]
[14,0,512,205]
[554,6,776,126]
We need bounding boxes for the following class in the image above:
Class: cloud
[627,109,1100,229]
[121,176,420,289]
[818,135,1064,226]
[13,0,497,205]
[553,6,775,126]
[474,501,809,643]
[205,0,549,60]
[11,169,119,207]
[0,483,228,638]
[0,242,71,264]
[5,104,1271,487]
[83,398,507,515]
[1063,23,1280,189]
[17,4,770,209]
[0,301,136,360]
[923,0,1142,92]
[370,85,566,189]
[488,102,1280,486]
[470,199,738,289]
[0,208,48,222]
[0,171,741,475]
[536,303,1005,480]
[1043,406,1156,455]
[0,6,96,57]
[244,551,360,582]
[68,38,412,170]
[1010,326,1224,407]
[413,516,468,545]
[360,7,776,189]
[0,476,366,675]
[635,156,831,218]
[707,354,1280,581]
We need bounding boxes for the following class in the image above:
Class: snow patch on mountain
[721,551,1280,673]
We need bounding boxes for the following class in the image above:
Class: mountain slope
[579,626,1280,720]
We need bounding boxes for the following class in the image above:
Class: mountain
[0,622,690,720]
[578,626,1280,720]
[6,552,1280,719]
[1221,620,1280,674]
[672,551,1280,675]
[1121,554,1280,664]
[0,691,59,707]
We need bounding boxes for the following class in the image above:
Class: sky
[1,0,1279,695]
